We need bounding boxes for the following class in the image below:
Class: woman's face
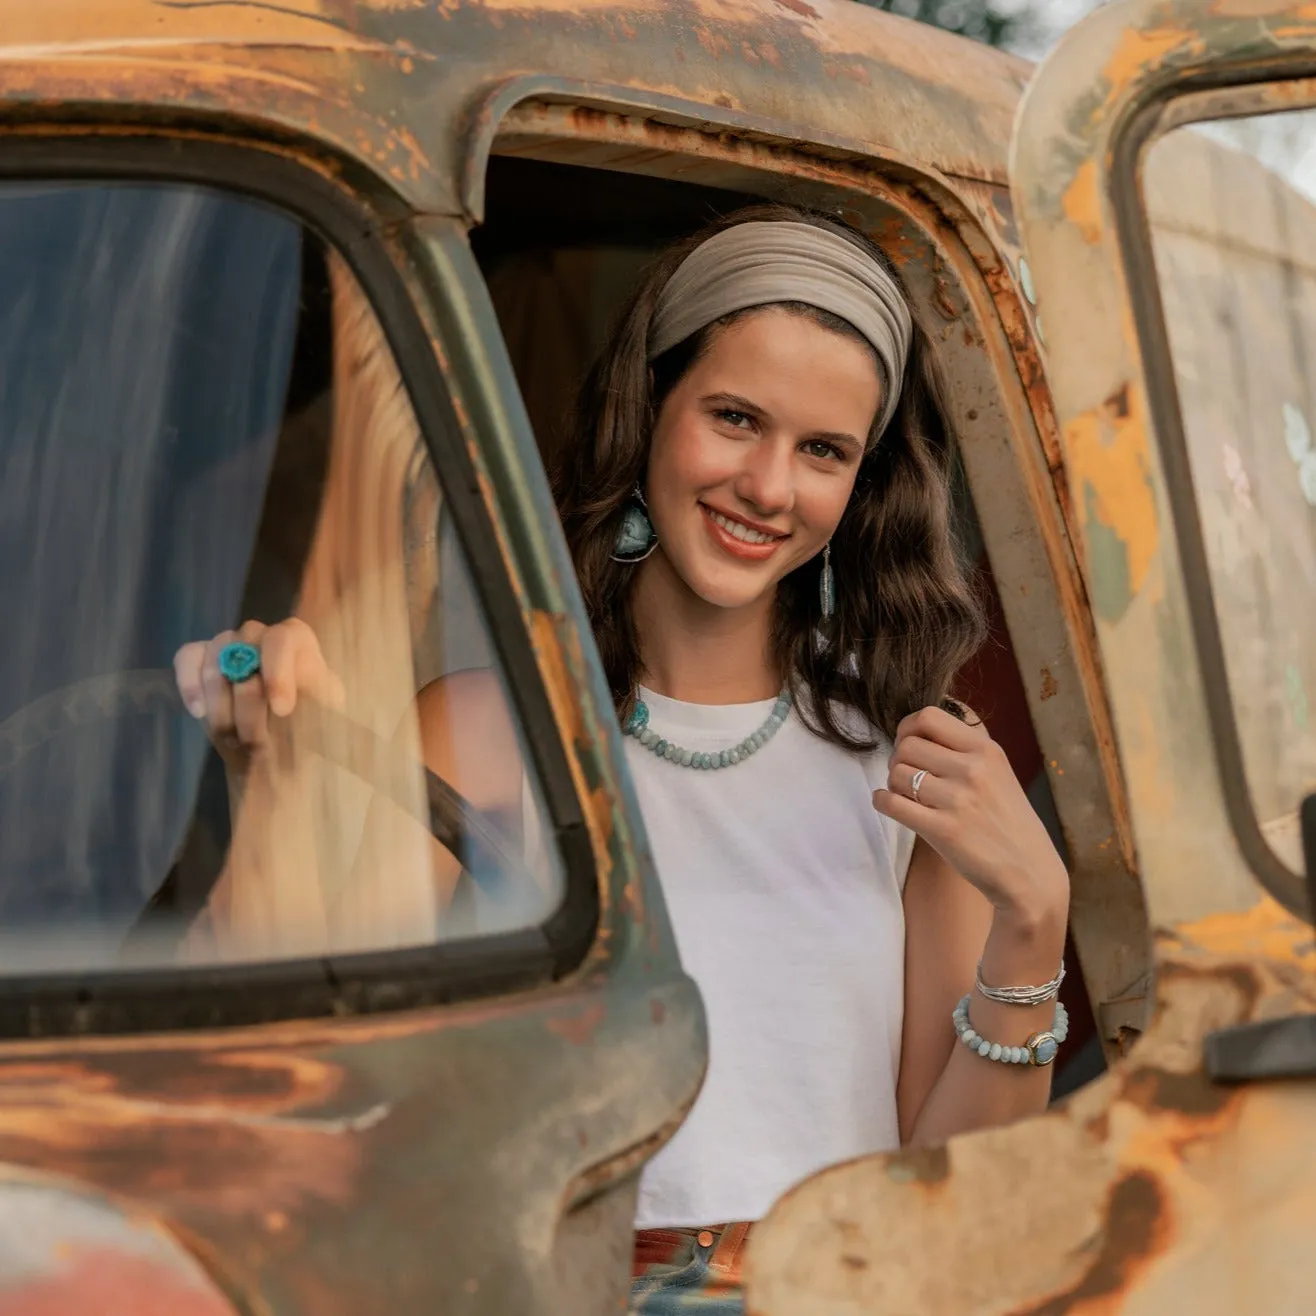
[644,307,881,614]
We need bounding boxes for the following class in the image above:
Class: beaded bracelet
[952,993,1069,1067]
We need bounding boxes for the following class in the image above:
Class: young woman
[176,206,1070,1313]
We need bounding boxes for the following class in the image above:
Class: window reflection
[1147,108,1316,871]
[0,182,562,973]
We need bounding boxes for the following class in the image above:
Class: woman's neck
[631,551,780,704]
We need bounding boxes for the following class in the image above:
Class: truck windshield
[0,181,563,975]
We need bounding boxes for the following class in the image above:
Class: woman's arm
[895,839,1066,1145]
[874,706,1071,1147]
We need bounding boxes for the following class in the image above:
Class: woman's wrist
[979,883,1068,989]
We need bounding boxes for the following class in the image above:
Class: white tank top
[628,686,915,1229]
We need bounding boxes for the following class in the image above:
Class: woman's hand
[873,705,1068,927]
[173,619,345,772]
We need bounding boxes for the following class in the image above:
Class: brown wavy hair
[549,204,986,750]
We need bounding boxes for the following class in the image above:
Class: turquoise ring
[217,642,262,685]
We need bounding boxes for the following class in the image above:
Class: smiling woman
[537,204,1072,1312]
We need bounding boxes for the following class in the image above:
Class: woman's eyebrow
[701,391,764,415]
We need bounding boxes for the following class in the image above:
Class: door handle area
[1205,795,1316,1083]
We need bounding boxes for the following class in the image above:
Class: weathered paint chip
[1282,401,1310,463]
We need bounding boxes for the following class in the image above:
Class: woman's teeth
[707,509,779,545]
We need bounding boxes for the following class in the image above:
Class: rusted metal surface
[0,0,1029,220]
[748,905,1316,1315]
[8,0,1306,1311]
[0,1169,238,1316]
[0,975,704,1314]
[748,3,1316,1312]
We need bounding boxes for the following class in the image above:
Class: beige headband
[647,220,913,441]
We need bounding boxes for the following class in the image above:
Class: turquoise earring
[611,483,658,563]
[820,541,835,619]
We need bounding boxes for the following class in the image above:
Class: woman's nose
[735,439,795,515]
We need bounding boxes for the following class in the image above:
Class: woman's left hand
[872,705,1068,922]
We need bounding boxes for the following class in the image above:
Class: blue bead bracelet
[952,993,1069,1067]
[217,641,262,685]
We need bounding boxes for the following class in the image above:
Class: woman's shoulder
[416,666,506,716]
[414,669,522,803]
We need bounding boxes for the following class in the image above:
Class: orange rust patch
[1010,1170,1172,1316]
[1176,895,1316,969]
[545,1001,606,1046]
[1061,158,1103,247]
[882,1143,949,1188]
[1039,667,1058,701]
[1099,23,1199,96]
[1065,380,1159,610]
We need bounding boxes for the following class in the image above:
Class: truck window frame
[1113,75,1316,918]
[0,133,599,1039]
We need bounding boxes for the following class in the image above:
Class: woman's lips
[698,503,787,561]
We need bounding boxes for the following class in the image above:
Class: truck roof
[1,0,1032,213]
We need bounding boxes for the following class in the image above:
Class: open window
[467,122,1131,1099]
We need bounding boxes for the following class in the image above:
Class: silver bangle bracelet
[975,959,1065,1008]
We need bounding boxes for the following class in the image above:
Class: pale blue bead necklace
[623,688,792,769]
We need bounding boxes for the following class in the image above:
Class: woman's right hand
[173,619,346,771]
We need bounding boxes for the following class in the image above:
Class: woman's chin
[688,572,776,612]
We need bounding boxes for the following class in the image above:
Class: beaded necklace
[623,688,792,769]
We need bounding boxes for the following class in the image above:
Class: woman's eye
[715,409,753,430]
[803,439,844,461]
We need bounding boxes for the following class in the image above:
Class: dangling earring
[611,483,658,563]
[820,541,836,619]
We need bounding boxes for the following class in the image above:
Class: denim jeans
[629,1224,751,1314]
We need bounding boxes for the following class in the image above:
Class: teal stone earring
[611,483,658,563]
[820,541,836,619]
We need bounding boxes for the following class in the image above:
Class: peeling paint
[1067,385,1158,622]
[1061,159,1103,246]
[1018,254,1037,304]
[1282,401,1310,462]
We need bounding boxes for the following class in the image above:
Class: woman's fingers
[894,704,988,753]
[174,618,344,760]
[174,642,207,719]
[261,618,343,717]
[886,761,952,809]
[872,787,935,831]
[888,734,962,780]
[199,631,241,743]
[227,619,271,746]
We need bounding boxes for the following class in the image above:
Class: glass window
[1146,107,1316,872]
[0,181,563,973]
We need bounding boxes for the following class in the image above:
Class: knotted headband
[647,220,913,441]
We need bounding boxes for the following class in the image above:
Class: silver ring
[910,768,928,804]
